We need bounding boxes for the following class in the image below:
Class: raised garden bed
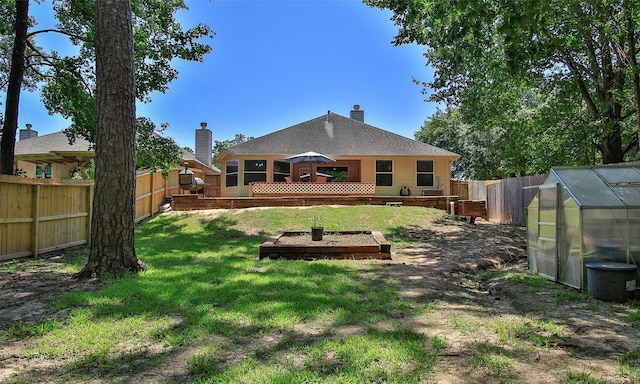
[259,230,391,260]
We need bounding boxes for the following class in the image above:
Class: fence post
[31,184,40,258]
[87,183,94,246]
[149,171,155,217]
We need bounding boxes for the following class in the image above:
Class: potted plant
[310,213,324,241]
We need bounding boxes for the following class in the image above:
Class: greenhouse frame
[527,165,640,290]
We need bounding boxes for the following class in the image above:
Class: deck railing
[251,182,376,196]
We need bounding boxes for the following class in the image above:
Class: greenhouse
[527,165,640,291]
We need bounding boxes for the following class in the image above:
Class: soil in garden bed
[274,232,379,246]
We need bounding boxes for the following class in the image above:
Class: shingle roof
[14,131,92,155]
[223,112,459,158]
[180,150,221,173]
[14,130,221,173]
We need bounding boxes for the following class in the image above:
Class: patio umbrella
[285,151,336,182]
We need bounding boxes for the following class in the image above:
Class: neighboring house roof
[180,150,221,173]
[221,112,460,158]
[14,131,93,164]
[13,130,220,173]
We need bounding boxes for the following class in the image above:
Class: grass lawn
[4,205,640,383]
[2,206,447,383]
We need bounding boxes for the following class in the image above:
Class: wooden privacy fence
[452,175,546,225]
[0,167,218,261]
[450,180,469,200]
[486,175,546,225]
[1,176,93,261]
[136,171,166,223]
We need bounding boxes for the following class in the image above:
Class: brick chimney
[195,122,212,168]
[19,123,38,140]
[349,105,364,122]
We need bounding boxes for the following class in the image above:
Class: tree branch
[621,109,636,121]
[24,39,93,95]
[574,7,603,89]
[27,28,92,43]
[24,61,49,78]
[25,39,57,67]
[541,26,600,117]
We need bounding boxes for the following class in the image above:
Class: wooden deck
[171,194,487,219]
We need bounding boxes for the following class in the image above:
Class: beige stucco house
[216,106,460,197]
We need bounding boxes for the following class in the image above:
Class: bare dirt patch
[371,218,640,383]
[1,215,640,383]
[0,254,101,326]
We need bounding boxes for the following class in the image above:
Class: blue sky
[15,0,436,149]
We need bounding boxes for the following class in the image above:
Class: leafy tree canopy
[135,117,183,176]
[367,0,640,167]
[1,0,213,172]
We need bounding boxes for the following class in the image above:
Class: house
[13,127,94,179]
[216,105,460,197]
[12,123,220,185]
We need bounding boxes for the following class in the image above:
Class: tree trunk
[0,0,29,175]
[75,0,145,278]
[600,121,624,164]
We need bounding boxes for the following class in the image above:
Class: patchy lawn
[1,206,639,383]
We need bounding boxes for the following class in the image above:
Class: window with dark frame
[225,160,239,187]
[416,160,434,187]
[273,160,291,182]
[375,160,393,186]
[243,159,267,185]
